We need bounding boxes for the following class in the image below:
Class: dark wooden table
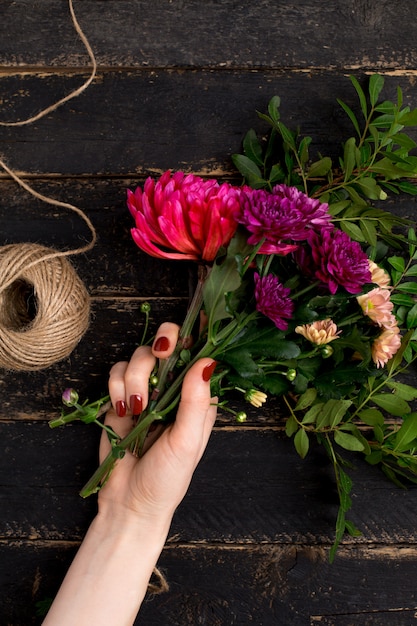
[1,2,417,624]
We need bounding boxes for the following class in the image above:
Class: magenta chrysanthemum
[307,229,372,294]
[237,184,332,254]
[128,170,241,262]
[254,273,294,330]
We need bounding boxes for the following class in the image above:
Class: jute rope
[0,0,97,371]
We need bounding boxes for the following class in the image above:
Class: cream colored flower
[369,260,391,289]
[295,318,341,345]
[244,389,268,408]
[357,287,395,328]
[371,326,401,368]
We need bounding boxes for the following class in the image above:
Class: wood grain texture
[1,0,416,70]
[2,542,417,625]
[1,1,417,624]
[1,71,417,175]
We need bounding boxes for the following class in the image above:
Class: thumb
[168,358,217,464]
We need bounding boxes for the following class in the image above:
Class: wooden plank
[1,1,417,70]
[2,423,417,546]
[1,71,416,175]
[1,541,417,625]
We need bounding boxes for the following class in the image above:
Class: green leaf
[371,393,411,416]
[203,255,241,325]
[267,95,281,122]
[313,399,351,430]
[295,388,317,411]
[294,428,309,459]
[394,413,417,452]
[302,403,323,425]
[386,381,417,401]
[298,136,312,165]
[396,282,417,294]
[406,304,417,329]
[369,74,385,106]
[360,219,377,246]
[334,430,365,452]
[356,177,382,200]
[345,519,362,538]
[343,137,357,180]
[242,129,263,166]
[358,408,384,427]
[405,265,417,277]
[390,293,415,307]
[277,121,296,149]
[337,98,361,137]
[388,256,405,272]
[350,74,368,119]
[231,154,266,188]
[285,414,298,437]
[340,220,366,242]
[307,157,332,178]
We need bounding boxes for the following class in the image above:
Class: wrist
[93,501,172,550]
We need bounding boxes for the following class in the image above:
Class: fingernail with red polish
[202,361,218,382]
[115,400,127,417]
[130,394,143,416]
[154,336,170,352]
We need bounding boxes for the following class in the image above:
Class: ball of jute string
[0,243,90,371]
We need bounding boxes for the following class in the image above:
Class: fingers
[109,345,156,418]
[108,322,180,418]
[152,322,180,357]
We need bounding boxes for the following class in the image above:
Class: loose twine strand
[0,0,98,370]
[0,0,97,290]
[0,0,97,128]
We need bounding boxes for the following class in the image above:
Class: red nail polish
[115,400,127,417]
[129,394,143,416]
[202,361,217,382]
[154,336,170,352]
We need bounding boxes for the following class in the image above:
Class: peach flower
[371,326,401,368]
[369,260,391,289]
[295,318,341,345]
[357,287,395,328]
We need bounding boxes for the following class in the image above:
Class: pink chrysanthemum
[371,326,401,368]
[357,287,396,328]
[237,184,332,254]
[254,272,294,330]
[308,229,372,294]
[128,171,241,262]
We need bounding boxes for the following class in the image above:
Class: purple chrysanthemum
[308,229,372,294]
[238,184,332,253]
[254,273,294,330]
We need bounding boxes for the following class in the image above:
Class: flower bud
[244,388,267,408]
[236,411,247,423]
[140,302,151,313]
[149,375,159,386]
[321,345,334,358]
[286,368,297,381]
[62,388,79,407]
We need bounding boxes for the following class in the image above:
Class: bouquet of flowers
[51,74,417,560]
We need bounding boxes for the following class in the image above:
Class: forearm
[42,511,171,626]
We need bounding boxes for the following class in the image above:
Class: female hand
[99,321,218,529]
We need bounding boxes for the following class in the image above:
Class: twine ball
[0,243,90,371]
